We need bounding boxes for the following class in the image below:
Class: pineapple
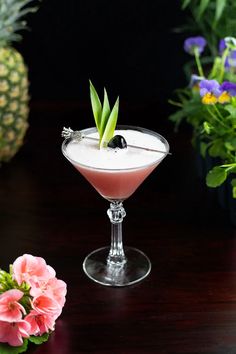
[0,0,38,162]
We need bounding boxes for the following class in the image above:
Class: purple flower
[199,80,221,97]
[189,74,205,88]
[219,38,226,55]
[220,81,236,96]
[219,38,236,68]
[199,80,221,105]
[184,36,207,55]
[228,51,236,67]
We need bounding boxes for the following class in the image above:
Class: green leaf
[100,88,111,137]
[208,140,224,157]
[231,178,236,187]
[231,97,236,107]
[203,121,212,134]
[89,80,102,133]
[200,141,209,157]
[231,178,236,198]
[224,104,236,117]
[29,333,49,345]
[232,186,236,198]
[225,142,234,151]
[208,57,223,80]
[206,166,227,187]
[100,97,119,148]
[181,0,191,9]
[197,0,211,19]
[168,109,186,127]
[215,0,227,23]
[225,137,236,151]
[0,340,28,354]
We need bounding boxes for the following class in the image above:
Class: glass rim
[61,125,170,172]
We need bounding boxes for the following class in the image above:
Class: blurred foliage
[177,0,236,56]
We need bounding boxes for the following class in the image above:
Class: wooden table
[1,102,236,354]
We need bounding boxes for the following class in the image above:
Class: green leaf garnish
[89,80,102,133]
[100,88,111,138]
[89,81,119,148]
[100,97,119,148]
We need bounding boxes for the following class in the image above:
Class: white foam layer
[65,129,168,170]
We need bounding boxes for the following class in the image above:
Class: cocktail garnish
[61,127,171,155]
[108,135,127,149]
[90,80,119,148]
[61,127,82,140]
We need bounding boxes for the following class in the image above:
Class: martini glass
[61,125,169,286]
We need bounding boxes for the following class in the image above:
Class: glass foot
[83,246,151,287]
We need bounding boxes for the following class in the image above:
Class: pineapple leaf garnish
[100,97,119,148]
[89,80,102,133]
[100,88,110,137]
[89,81,119,148]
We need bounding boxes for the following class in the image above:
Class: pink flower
[32,294,61,318]
[24,310,55,336]
[0,254,67,348]
[12,254,56,286]
[0,289,25,322]
[30,277,67,307]
[45,278,67,308]
[0,320,30,346]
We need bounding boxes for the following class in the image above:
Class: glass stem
[107,201,127,266]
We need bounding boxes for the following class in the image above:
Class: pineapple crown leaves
[89,80,119,148]
[0,0,40,46]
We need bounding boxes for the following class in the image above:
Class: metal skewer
[61,127,171,155]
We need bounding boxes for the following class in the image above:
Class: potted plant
[169,35,236,224]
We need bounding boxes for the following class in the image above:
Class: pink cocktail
[62,125,169,286]
[73,160,158,201]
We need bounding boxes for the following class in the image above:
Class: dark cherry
[108,135,127,149]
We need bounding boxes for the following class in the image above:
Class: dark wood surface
[1,102,236,354]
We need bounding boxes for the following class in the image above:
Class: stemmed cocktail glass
[62,125,169,287]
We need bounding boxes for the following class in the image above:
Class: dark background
[15,0,188,127]
[3,3,236,354]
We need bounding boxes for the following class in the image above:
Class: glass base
[83,246,151,287]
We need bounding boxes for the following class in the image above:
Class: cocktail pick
[61,127,171,155]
